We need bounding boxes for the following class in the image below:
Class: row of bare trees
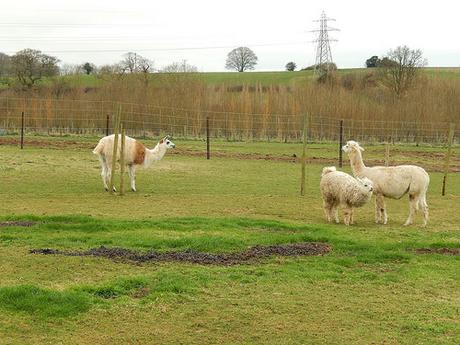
[0,48,203,89]
[365,46,427,97]
[0,44,428,99]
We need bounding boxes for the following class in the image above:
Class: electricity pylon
[312,11,339,74]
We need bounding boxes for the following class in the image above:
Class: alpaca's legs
[105,167,117,192]
[376,195,387,224]
[343,207,352,226]
[101,166,109,191]
[323,203,331,222]
[404,194,419,226]
[375,196,382,223]
[350,208,354,225]
[333,206,340,223]
[419,193,429,227]
[98,155,109,191]
[128,165,137,192]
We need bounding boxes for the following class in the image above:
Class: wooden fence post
[20,111,24,149]
[109,108,121,194]
[119,124,126,196]
[385,142,390,166]
[442,123,455,196]
[106,114,110,136]
[206,116,210,160]
[339,119,344,168]
[300,114,308,196]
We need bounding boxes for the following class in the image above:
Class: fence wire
[0,97,457,144]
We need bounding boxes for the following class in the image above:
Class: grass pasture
[0,137,459,344]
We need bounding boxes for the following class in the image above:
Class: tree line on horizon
[0,45,427,97]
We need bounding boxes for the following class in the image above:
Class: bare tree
[137,56,153,73]
[96,63,126,81]
[225,47,258,72]
[120,52,138,73]
[378,45,427,97]
[161,60,198,73]
[11,49,59,88]
[60,63,84,75]
[0,52,12,77]
[136,56,154,85]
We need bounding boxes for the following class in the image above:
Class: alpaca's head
[159,135,176,149]
[356,176,373,194]
[342,140,364,154]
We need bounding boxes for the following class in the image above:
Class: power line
[3,42,307,55]
[0,22,153,27]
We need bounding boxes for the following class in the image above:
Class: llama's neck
[144,144,167,167]
[349,150,366,175]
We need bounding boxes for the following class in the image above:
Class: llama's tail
[418,191,428,210]
[322,166,337,177]
[418,190,429,225]
[92,140,104,155]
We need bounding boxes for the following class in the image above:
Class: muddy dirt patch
[30,242,331,265]
[415,248,460,256]
[0,137,93,150]
[0,221,37,227]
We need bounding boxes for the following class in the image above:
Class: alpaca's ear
[159,139,164,144]
[357,143,364,151]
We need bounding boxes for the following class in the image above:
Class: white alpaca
[93,135,175,192]
[320,166,374,225]
[342,140,429,226]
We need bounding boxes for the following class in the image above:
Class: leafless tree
[378,45,427,97]
[60,63,84,76]
[161,60,198,73]
[120,52,139,73]
[96,63,126,81]
[136,56,154,85]
[0,52,12,77]
[225,47,258,72]
[11,49,60,88]
[137,56,153,74]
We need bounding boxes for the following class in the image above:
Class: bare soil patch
[415,248,460,256]
[30,242,331,265]
[0,137,92,149]
[0,221,37,227]
[1,137,457,172]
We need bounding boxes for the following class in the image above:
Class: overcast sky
[2,0,459,71]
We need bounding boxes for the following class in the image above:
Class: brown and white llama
[93,135,175,192]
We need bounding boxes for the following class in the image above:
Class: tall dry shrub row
[0,73,458,142]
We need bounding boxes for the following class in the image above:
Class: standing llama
[320,166,374,225]
[93,135,175,192]
[342,140,429,226]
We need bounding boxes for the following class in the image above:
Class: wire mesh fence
[0,97,457,144]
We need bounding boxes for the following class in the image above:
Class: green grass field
[0,137,459,344]
[2,67,460,90]
[57,67,460,87]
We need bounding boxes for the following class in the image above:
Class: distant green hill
[1,67,459,90]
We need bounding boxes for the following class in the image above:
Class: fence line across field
[0,97,458,144]
[0,97,454,125]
